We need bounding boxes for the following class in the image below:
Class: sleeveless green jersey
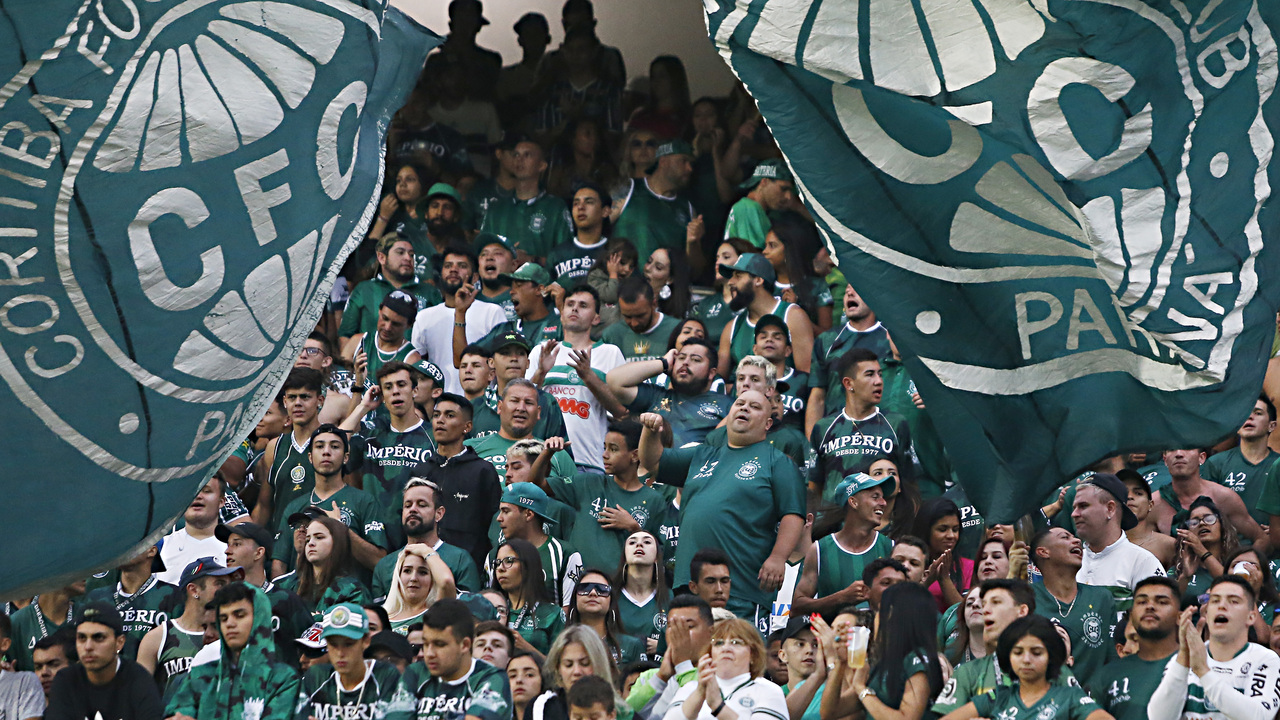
[613,178,696,263]
[689,292,734,345]
[296,660,404,719]
[86,575,181,661]
[727,299,795,371]
[8,597,77,671]
[154,618,205,707]
[1203,446,1280,525]
[268,431,315,532]
[1032,582,1117,688]
[361,333,416,381]
[1093,653,1175,720]
[813,532,894,598]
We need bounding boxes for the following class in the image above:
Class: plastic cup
[847,626,870,668]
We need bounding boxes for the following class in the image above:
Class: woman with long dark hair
[1224,546,1279,644]
[548,117,619,201]
[763,213,833,333]
[644,247,691,319]
[615,530,671,657]
[940,615,1112,720]
[566,569,644,666]
[911,498,973,610]
[287,516,371,621]
[627,56,691,140]
[1175,496,1239,603]
[509,650,545,720]
[495,539,565,655]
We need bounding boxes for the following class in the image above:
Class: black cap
[380,290,419,321]
[287,505,327,528]
[366,630,416,660]
[78,601,124,635]
[1082,473,1138,530]
[489,331,530,354]
[216,522,273,549]
[1115,468,1150,495]
[778,614,813,642]
[754,314,790,341]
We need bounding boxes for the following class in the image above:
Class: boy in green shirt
[395,599,513,720]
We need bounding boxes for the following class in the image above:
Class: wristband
[1200,551,1212,562]
[378,215,390,222]
[659,357,670,374]
[455,322,466,328]
[711,702,726,717]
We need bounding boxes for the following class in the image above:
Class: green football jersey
[398,658,513,720]
[467,386,568,443]
[85,576,181,661]
[726,299,796,371]
[360,334,418,382]
[548,237,608,286]
[659,440,806,611]
[880,357,951,497]
[8,598,77,671]
[337,274,441,341]
[600,312,681,362]
[724,196,770,248]
[1093,653,1174,720]
[867,651,931,711]
[477,289,517,322]
[812,532,895,598]
[1033,582,1117,689]
[272,485,388,573]
[971,683,1098,720]
[808,323,890,416]
[267,431,316,532]
[932,654,1079,715]
[505,602,566,655]
[296,660,404,719]
[776,367,809,429]
[689,292,734,344]
[548,473,669,570]
[625,385,733,448]
[810,409,913,504]
[704,423,810,470]
[612,178,696,263]
[154,618,205,707]
[619,588,671,646]
[462,175,512,232]
[943,485,987,561]
[357,419,437,522]
[1204,447,1280,525]
[372,541,484,600]
[480,192,572,260]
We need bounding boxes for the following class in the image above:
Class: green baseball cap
[834,472,898,501]
[501,482,554,521]
[740,158,794,189]
[425,182,461,206]
[718,252,777,285]
[413,359,446,387]
[502,262,551,287]
[647,139,694,174]
[321,603,369,640]
[475,232,516,258]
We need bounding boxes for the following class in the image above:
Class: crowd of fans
[7,1,1280,719]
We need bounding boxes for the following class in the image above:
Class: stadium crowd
[6,1,1280,719]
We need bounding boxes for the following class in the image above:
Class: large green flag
[0,0,437,596]
[710,0,1280,522]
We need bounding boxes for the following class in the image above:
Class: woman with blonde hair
[665,618,788,720]
[382,544,458,635]
[527,625,631,720]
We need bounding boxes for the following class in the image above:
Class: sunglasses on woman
[576,582,611,597]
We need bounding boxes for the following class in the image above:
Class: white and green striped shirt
[526,340,626,470]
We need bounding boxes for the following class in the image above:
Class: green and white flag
[709,0,1280,521]
[0,0,436,596]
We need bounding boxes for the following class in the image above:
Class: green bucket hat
[501,482,554,521]
[834,472,898,501]
[740,158,794,189]
[321,603,369,641]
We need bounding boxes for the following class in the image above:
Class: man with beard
[475,234,517,321]
[1151,449,1266,548]
[600,277,679,364]
[607,339,733,447]
[419,183,468,276]
[716,253,813,378]
[470,333,567,442]
[408,394,502,571]
[372,478,483,602]
[344,290,423,387]
[479,263,562,348]
[613,140,704,265]
[1093,577,1179,720]
[1206,396,1278,528]
[810,348,913,505]
[547,183,611,287]
[412,245,507,395]
[480,137,572,263]
[1030,528,1117,689]
[638,390,805,628]
[338,234,440,348]
[529,286,627,471]
[805,285,891,437]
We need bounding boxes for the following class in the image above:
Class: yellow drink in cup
[847,626,870,668]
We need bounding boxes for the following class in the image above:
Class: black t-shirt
[44,657,164,720]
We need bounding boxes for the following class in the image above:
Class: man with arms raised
[608,339,733,448]
[396,598,513,720]
[373,477,483,601]
[529,285,627,471]
[639,390,805,630]
[1149,576,1280,720]
[1153,449,1267,549]
[791,472,896,615]
[1072,474,1165,595]
[413,244,507,395]
[1094,577,1180,720]
[1030,527,1117,688]
[253,367,324,530]
[806,285,890,437]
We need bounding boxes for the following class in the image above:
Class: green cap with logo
[501,482,555,521]
[425,182,461,206]
[413,359,446,388]
[475,232,516,258]
[740,158,794,189]
[321,603,369,640]
[502,262,551,286]
[647,139,694,173]
[718,252,777,285]
[834,472,898,501]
